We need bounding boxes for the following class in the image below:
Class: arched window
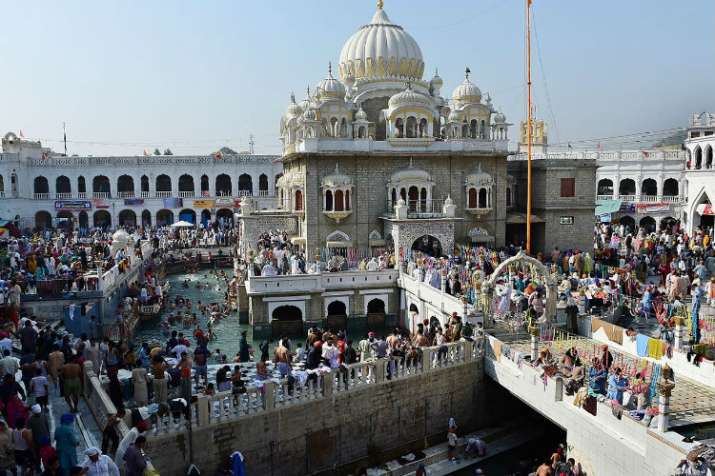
[155,174,171,192]
[470,119,478,139]
[406,117,417,138]
[216,174,231,196]
[330,117,338,137]
[77,176,86,194]
[419,118,428,138]
[92,176,110,197]
[694,146,703,169]
[117,175,134,196]
[618,178,636,196]
[391,188,396,205]
[0,176,4,193]
[663,178,679,197]
[420,188,427,211]
[641,178,657,197]
[478,188,488,208]
[325,190,333,211]
[358,126,366,138]
[56,176,71,195]
[706,146,714,169]
[345,190,350,210]
[468,188,477,208]
[295,190,303,211]
[408,186,419,212]
[335,190,344,211]
[140,175,149,193]
[339,118,348,137]
[178,174,194,192]
[201,175,209,195]
[259,174,268,193]
[597,179,614,196]
[480,120,486,139]
[238,174,252,195]
[395,118,404,138]
[34,176,49,195]
[461,123,469,138]
[506,187,512,207]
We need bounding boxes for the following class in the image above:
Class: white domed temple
[242,1,513,258]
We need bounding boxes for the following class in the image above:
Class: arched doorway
[201,209,212,227]
[78,211,89,230]
[117,175,134,197]
[156,209,174,226]
[271,305,303,337]
[639,216,656,233]
[92,176,110,197]
[411,235,442,257]
[618,178,635,197]
[366,298,386,328]
[693,191,713,232]
[641,178,657,198]
[118,209,137,227]
[35,211,52,230]
[178,209,196,224]
[326,300,347,331]
[200,175,210,196]
[660,216,677,231]
[259,174,268,195]
[155,174,171,194]
[33,176,49,196]
[216,208,233,226]
[141,210,152,228]
[619,215,636,232]
[56,211,74,230]
[93,210,111,229]
[178,175,195,196]
[662,178,679,198]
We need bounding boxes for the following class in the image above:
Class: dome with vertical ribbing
[338,1,424,82]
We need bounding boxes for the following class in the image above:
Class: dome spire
[465,66,471,80]
[328,61,333,77]
[377,0,384,10]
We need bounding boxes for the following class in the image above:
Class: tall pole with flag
[63,122,67,155]
[526,0,533,255]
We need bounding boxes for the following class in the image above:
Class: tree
[163,148,173,155]
[153,148,161,156]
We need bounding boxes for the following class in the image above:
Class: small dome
[339,2,424,81]
[285,93,303,118]
[452,69,481,104]
[300,87,313,111]
[355,106,368,121]
[317,63,346,100]
[391,164,431,183]
[494,111,506,124]
[465,165,493,187]
[388,84,432,110]
[322,164,352,188]
[112,229,130,245]
[303,107,316,120]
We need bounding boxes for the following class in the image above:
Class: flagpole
[63,122,67,156]
[526,0,533,256]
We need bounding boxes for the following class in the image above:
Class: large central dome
[338,2,424,82]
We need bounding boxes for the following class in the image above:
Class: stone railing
[150,340,481,437]
[245,269,399,294]
[399,272,472,317]
[25,154,278,168]
[82,361,129,439]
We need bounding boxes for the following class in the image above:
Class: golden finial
[377,0,384,10]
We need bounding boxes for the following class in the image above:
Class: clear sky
[1,0,713,156]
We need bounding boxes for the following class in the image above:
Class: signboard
[697,204,715,216]
[54,200,92,211]
[635,202,670,213]
[162,197,183,208]
[215,197,234,207]
[193,199,215,209]
[93,199,110,209]
[559,216,574,225]
[124,198,144,206]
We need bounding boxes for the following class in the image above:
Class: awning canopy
[696,204,714,216]
[506,212,545,224]
[595,199,622,216]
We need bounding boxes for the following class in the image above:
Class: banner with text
[54,200,92,211]
[192,199,215,209]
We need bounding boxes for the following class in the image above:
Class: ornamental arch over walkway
[270,305,304,337]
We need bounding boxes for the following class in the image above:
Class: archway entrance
[78,211,89,230]
[639,216,656,233]
[178,209,196,224]
[326,300,347,332]
[156,209,174,226]
[216,208,233,226]
[201,209,212,227]
[35,211,52,230]
[366,298,386,328]
[141,210,152,228]
[93,210,111,229]
[411,235,442,257]
[660,216,678,232]
[694,192,714,232]
[271,305,303,337]
[618,215,635,233]
[56,211,74,231]
[118,210,137,228]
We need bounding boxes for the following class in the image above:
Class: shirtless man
[60,357,82,412]
[47,345,65,389]
[273,343,292,378]
[535,460,553,476]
